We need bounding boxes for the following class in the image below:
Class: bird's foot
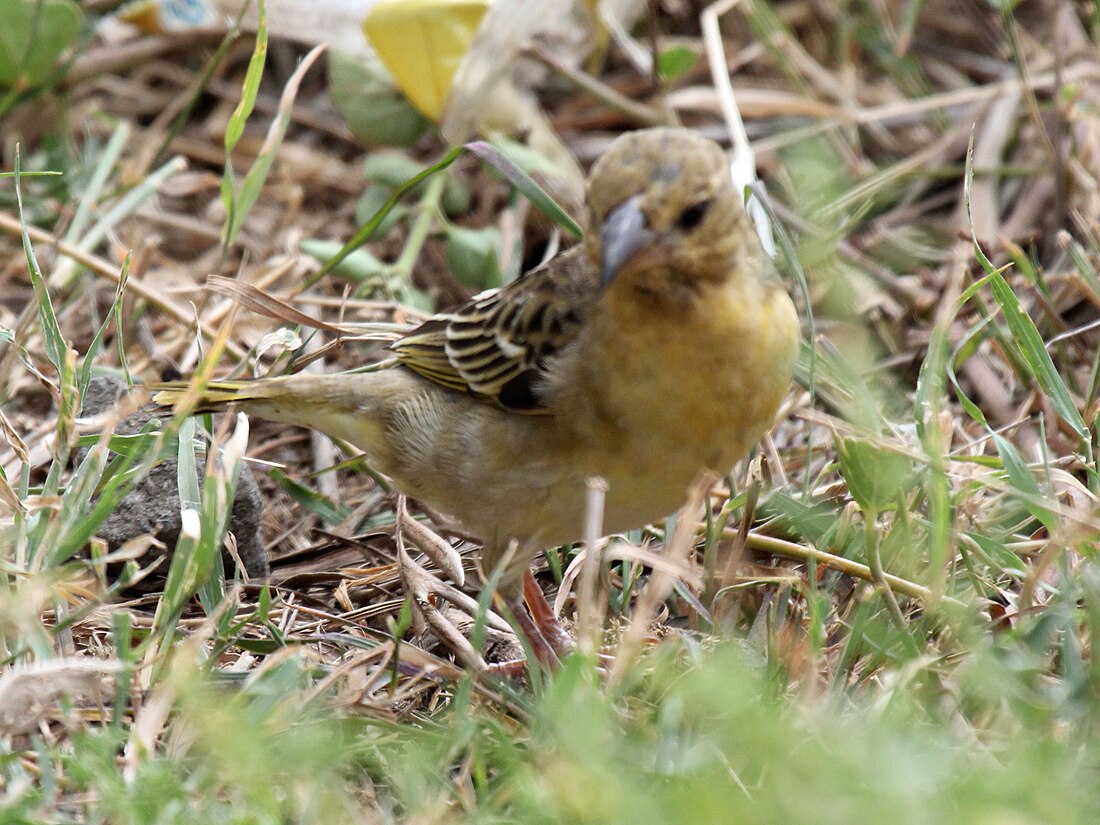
[397,544,518,669]
[395,503,517,670]
[395,500,574,674]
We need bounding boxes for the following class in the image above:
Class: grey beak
[599,195,655,288]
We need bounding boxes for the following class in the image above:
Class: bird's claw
[394,497,577,673]
[396,517,515,670]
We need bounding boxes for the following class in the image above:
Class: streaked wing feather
[390,246,594,411]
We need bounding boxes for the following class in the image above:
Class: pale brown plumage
[153,128,800,646]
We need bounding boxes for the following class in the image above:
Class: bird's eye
[676,200,712,231]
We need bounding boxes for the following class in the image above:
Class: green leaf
[13,147,66,372]
[440,175,470,216]
[354,187,407,237]
[313,140,582,287]
[987,270,1088,442]
[836,437,916,513]
[358,152,466,223]
[946,313,993,428]
[224,42,324,247]
[176,417,201,511]
[965,532,1027,576]
[75,430,177,463]
[49,423,162,566]
[991,434,1057,534]
[270,468,351,525]
[327,50,428,147]
[223,0,267,155]
[300,239,390,284]
[362,151,428,188]
[656,44,698,82]
[795,338,885,436]
[0,0,83,89]
[80,255,129,395]
[444,225,503,290]
[311,145,464,284]
[467,140,583,238]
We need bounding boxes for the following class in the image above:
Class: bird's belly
[599,462,705,535]
[504,419,746,548]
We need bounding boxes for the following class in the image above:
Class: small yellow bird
[154,128,799,663]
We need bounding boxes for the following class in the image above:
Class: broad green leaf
[445,224,502,290]
[657,44,698,82]
[837,437,916,513]
[0,0,83,89]
[311,145,465,283]
[300,239,390,284]
[355,188,407,238]
[363,151,429,188]
[327,50,429,147]
[314,141,581,286]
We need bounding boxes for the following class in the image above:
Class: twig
[741,530,970,610]
[578,477,608,656]
[525,43,675,128]
[610,472,716,685]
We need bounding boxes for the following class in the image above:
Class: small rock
[78,376,269,582]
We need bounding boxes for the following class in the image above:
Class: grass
[3,1,1100,822]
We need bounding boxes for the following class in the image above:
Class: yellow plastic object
[363,0,490,122]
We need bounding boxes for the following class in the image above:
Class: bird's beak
[599,195,656,288]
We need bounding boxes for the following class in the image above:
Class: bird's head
[584,128,761,295]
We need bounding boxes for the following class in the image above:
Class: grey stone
[78,376,269,582]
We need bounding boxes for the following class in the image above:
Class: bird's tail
[150,372,397,459]
[151,379,279,412]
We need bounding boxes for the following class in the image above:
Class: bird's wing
[389,246,595,412]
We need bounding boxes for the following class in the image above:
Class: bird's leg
[398,544,488,669]
[395,505,573,672]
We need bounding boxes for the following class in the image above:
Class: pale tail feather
[151,372,415,460]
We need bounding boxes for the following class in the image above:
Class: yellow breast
[547,275,799,536]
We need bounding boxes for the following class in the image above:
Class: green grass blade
[49,155,188,289]
[312,140,586,287]
[963,136,1089,445]
[79,255,129,395]
[223,0,266,155]
[466,141,583,238]
[310,145,464,285]
[991,434,1057,534]
[223,43,325,247]
[63,121,130,247]
[12,145,66,372]
[221,0,268,247]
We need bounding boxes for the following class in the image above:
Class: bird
[152,127,800,667]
